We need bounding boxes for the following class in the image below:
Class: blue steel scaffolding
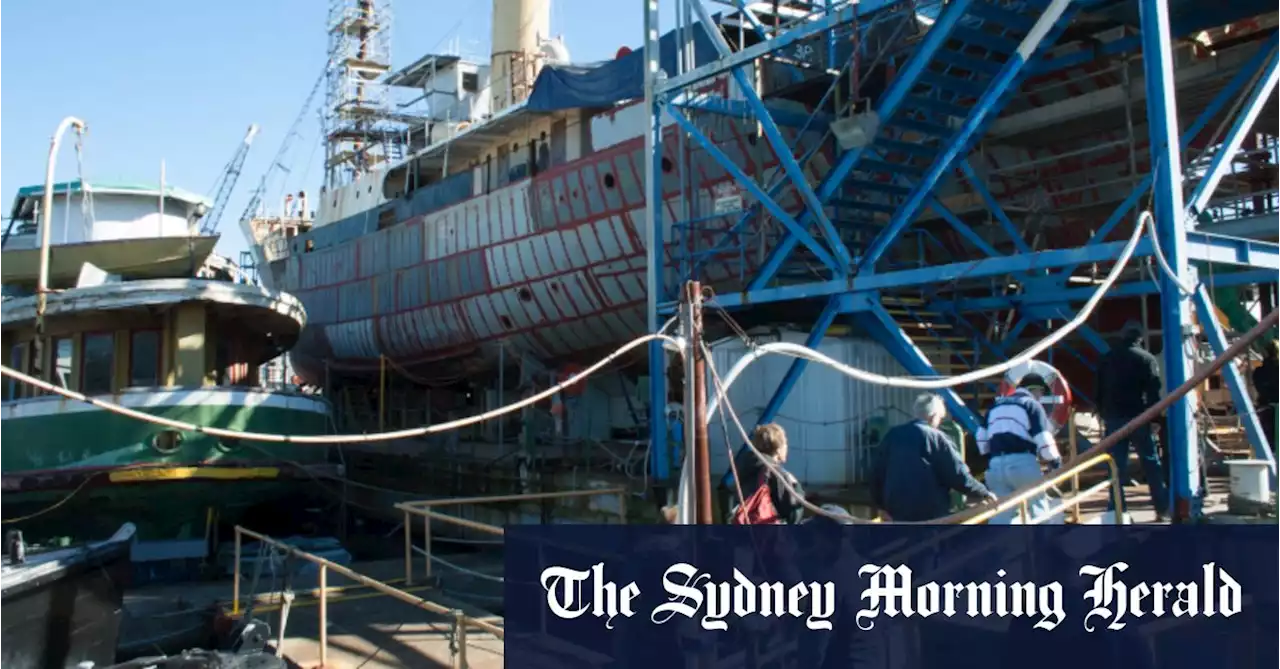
[643,0,1279,520]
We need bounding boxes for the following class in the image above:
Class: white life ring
[996,360,1073,431]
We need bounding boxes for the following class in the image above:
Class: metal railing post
[1068,408,1081,523]
[232,529,242,615]
[424,513,432,581]
[403,509,413,586]
[319,565,328,667]
[453,610,469,669]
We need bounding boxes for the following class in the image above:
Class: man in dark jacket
[871,394,995,522]
[1096,321,1168,520]
[1254,340,1278,451]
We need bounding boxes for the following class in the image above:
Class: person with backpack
[871,394,995,522]
[728,423,806,525]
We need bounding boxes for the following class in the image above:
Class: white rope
[707,211,1165,418]
[0,333,684,444]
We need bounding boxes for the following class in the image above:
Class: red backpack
[731,472,782,525]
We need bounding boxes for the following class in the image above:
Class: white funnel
[490,0,552,111]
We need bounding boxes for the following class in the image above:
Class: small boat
[1,523,137,669]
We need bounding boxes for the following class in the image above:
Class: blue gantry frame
[643,0,1280,516]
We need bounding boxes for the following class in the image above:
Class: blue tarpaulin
[526,21,722,112]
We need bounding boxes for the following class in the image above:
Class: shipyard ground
[125,554,505,668]
[111,465,1275,669]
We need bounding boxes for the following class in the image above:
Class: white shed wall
[708,331,919,488]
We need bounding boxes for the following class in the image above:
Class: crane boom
[199,124,260,235]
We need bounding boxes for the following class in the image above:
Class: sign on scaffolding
[713,182,743,215]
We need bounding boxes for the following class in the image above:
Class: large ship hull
[271,115,831,384]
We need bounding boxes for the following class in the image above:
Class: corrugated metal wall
[708,331,918,488]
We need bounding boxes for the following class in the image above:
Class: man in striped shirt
[977,374,1064,524]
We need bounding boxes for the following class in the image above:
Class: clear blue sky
[2,0,688,259]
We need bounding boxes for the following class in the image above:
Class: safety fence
[395,488,628,585]
[231,525,503,669]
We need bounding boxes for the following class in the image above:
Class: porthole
[499,315,514,330]
[517,287,533,302]
[747,133,759,146]
[602,173,616,189]
[217,437,242,453]
[661,157,673,173]
[150,430,185,455]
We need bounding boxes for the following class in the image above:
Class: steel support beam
[720,295,843,487]
[660,1,895,92]
[933,269,1279,312]
[1193,285,1276,477]
[957,159,1032,254]
[852,297,982,435]
[644,0,670,485]
[1141,0,1201,518]
[1065,34,1277,257]
[687,0,854,270]
[858,0,1076,270]
[1185,33,1280,220]
[667,105,843,272]
[749,0,979,291]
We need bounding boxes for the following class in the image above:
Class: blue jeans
[1104,416,1168,516]
[985,453,1061,524]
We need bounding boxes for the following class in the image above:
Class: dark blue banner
[504,525,1277,668]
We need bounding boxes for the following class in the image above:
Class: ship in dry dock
[1,175,333,546]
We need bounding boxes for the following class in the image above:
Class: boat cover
[526,20,722,112]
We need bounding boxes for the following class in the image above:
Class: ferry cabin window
[129,330,162,387]
[81,333,115,395]
[4,343,21,400]
[53,338,73,389]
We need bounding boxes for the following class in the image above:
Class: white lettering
[540,563,640,630]
[650,564,836,631]
[856,565,1064,631]
[1079,562,1243,632]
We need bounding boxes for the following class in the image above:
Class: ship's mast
[323,0,401,189]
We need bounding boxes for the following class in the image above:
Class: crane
[199,124,260,235]
[236,69,327,289]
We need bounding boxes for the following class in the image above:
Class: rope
[0,333,683,445]
[706,211,1160,409]
[1,471,104,524]
[411,546,504,582]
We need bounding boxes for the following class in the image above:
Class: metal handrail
[395,488,628,586]
[963,452,1124,525]
[230,525,502,669]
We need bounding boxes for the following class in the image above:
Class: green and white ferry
[1,179,334,548]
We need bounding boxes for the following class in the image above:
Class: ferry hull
[1,388,331,542]
[272,120,830,383]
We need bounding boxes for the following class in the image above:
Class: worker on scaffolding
[1096,321,1168,522]
[977,375,1063,524]
[871,394,995,522]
